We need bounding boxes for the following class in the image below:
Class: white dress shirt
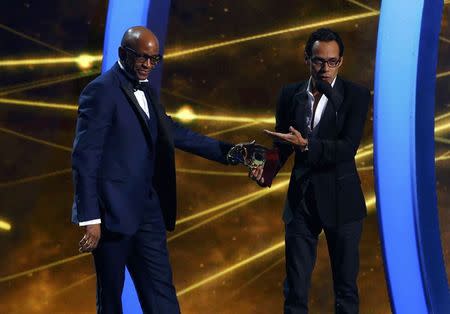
[118,60,150,118]
[79,61,151,227]
[306,76,337,129]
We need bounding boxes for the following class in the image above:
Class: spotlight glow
[76,54,97,69]
[0,54,102,67]
[0,220,11,231]
[175,105,196,122]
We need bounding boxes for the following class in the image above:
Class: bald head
[118,26,161,80]
[121,26,159,51]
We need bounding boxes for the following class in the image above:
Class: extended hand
[264,126,308,151]
[249,165,265,186]
[79,224,101,253]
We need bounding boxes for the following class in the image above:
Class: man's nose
[143,58,153,68]
[321,62,330,71]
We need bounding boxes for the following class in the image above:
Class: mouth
[137,69,150,77]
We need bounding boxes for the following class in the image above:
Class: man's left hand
[264,126,308,151]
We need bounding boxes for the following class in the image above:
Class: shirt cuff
[79,219,101,226]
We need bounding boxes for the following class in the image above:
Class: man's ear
[118,46,126,62]
[304,54,310,65]
[338,56,344,68]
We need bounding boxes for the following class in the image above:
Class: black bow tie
[133,81,149,92]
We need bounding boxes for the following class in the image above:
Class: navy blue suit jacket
[72,63,232,234]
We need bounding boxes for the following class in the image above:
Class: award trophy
[227,141,279,187]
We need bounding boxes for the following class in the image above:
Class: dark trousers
[92,206,180,314]
[284,184,363,314]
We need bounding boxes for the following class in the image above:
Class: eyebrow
[313,56,339,60]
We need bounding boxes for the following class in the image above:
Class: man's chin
[136,74,149,81]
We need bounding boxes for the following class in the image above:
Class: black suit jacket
[273,76,370,227]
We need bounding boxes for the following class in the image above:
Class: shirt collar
[117,60,149,83]
[306,76,337,96]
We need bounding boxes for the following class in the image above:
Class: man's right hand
[249,166,265,186]
[79,224,101,253]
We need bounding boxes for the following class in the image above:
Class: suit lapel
[291,81,309,136]
[317,76,345,138]
[112,63,173,152]
[117,74,154,146]
[145,88,172,149]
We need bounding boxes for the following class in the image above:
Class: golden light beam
[0,253,89,283]
[228,256,285,300]
[435,120,450,134]
[0,97,276,123]
[0,71,99,96]
[357,165,374,171]
[435,137,450,145]
[0,169,71,188]
[160,88,225,111]
[0,24,72,56]
[436,150,450,161]
[1,163,379,190]
[177,194,376,297]
[169,195,264,242]
[355,148,374,162]
[0,127,72,152]
[168,182,289,242]
[436,71,450,79]
[0,98,77,110]
[4,2,450,69]
[0,100,448,171]
[2,86,450,123]
[436,111,450,122]
[176,180,290,225]
[171,108,275,123]
[206,121,261,137]
[0,54,102,68]
[48,274,96,299]
[0,183,287,283]
[358,143,374,151]
[0,11,381,68]
[0,220,12,231]
[345,0,379,12]
[354,117,450,162]
[176,240,286,297]
[34,197,379,299]
[164,12,380,60]
[440,36,450,44]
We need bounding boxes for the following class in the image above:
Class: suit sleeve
[307,87,370,167]
[273,86,294,175]
[165,114,233,165]
[72,81,115,224]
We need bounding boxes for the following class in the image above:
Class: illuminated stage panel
[375,0,449,312]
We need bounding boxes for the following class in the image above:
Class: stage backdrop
[0,1,449,313]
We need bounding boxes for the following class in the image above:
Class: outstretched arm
[166,115,233,164]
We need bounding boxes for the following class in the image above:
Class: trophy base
[261,149,279,187]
